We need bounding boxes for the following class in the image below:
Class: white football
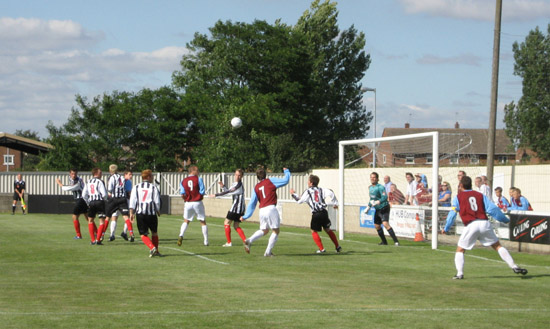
[231,117,242,128]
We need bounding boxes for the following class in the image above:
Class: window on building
[3,154,14,165]
[449,155,459,165]
[405,156,415,164]
[499,156,507,164]
[383,154,387,164]
[426,155,433,164]
[470,155,479,164]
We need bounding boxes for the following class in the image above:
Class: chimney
[455,122,460,129]
[405,123,410,128]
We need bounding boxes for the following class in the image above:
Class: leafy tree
[41,87,194,171]
[172,0,371,171]
[504,24,550,160]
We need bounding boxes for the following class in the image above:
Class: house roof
[0,132,53,155]
[381,128,515,155]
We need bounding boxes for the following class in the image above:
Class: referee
[12,173,26,215]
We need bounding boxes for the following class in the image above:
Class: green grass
[1,213,549,328]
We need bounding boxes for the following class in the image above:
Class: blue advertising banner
[359,206,375,228]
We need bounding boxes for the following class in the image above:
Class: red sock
[152,235,159,248]
[88,223,96,242]
[326,230,339,247]
[93,222,98,237]
[103,219,109,235]
[125,219,134,235]
[141,235,155,250]
[224,225,232,243]
[235,227,246,242]
[73,219,82,237]
[96,223,104,241]
[312,231,324,250]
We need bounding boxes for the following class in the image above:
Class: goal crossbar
[338,132,440,249]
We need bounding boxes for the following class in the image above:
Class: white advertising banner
[389,207,425,239]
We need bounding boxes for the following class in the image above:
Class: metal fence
[0,171,310,200]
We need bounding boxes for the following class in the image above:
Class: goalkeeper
[369,172,400,246]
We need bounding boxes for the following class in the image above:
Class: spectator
[388,184,405,205]
[405,172,417,205]
[493,187,510,211]
[415,173,431,205]
[438,181,452,207]
[457,170,466,191]
[509,187,532,211]
[383,175,392,194]
[481,175,492,199]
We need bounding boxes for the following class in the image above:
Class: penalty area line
[164,247,229,265]
[1,308,547,316]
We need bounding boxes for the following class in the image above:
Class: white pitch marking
[164,247,229,265]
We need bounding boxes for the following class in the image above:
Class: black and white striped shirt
[291,187,338,213]
[129,181,161,215]
[82,177,107,203]
[107,173,126,198]
[215,181,245,214]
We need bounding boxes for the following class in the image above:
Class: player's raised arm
[443,195,460,234]
[269,168,291,188]
[242,190,259,220]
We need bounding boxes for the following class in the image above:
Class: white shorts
[183,201,205,221]
[458,220,499,250]
[259,205,280,230]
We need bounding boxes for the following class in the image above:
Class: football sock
[124,219,133,235]
[224,224,232,243]
[311,231,324,250]
[103,219,109,235]
[377,228,388,244]
[140,235,155,250]
[96,223,105,242]
[179,222,188,237]
[93,222,98,237]
[235,227,247,242]
[88,223,96,242]
[73,219,82,237]
[202,225,209,244]
[12,205,15,213]
[497,247,516,269]
[152,235,159,248]
[326,230,339,247]
[249,230,265,243]
[123,222,128,234]
[110,220,117,236]
[265,232,279,255]
[455,252,465,276]
[387,228,399,243]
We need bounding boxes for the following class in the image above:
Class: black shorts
[311,209,332,232]
[226,211,243,222]
[87,200,106,219]
[374,205,390,225]
[73,198,88,216]
[13,192,24,201]
[136,214,158,235]
[106,197,130,217]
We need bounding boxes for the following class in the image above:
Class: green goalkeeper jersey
[369,183,389,210]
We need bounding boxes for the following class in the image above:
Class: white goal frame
[338,132,440,249]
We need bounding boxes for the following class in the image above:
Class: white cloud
[0,17,189,137]
[399,0,550,22]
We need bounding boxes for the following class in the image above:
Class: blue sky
[1,0,549,138]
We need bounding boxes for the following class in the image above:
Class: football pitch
[1,213,549,329]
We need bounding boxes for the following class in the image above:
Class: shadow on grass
[480,274,550,280]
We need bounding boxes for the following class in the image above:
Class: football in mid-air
[231,117,242,128]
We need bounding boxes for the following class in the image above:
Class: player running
[241,167,291,257]
[209,168,247,247]
[443,175,528,279]
[129,169,162,257]
[82,168,108,245]
[56,169,88,239]
[290,174,342,254]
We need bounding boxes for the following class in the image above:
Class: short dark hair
[371,172,379,179]
[461,176,472,190]
[494,186,503,192]
[256,167,266,180]
[406,172,413,178]
[309,175,320,187]
[91,167,101,176]
[70,168,78,173]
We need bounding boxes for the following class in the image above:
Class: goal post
[338,132,440,249]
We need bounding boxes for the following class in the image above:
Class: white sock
[179,222,188,237]
[455,252,465,276]
[249,230,265,243]
[498,247,517,269]
[123,223,128,234]
[202,225,208,244]
[110,220,117,236]
[265,232,279,255]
